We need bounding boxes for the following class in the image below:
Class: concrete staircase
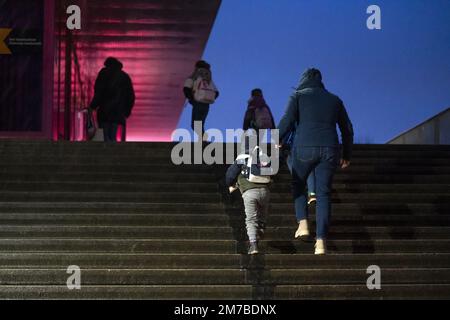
[0,141,449,299]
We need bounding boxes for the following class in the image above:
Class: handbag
[86,109,97,140]
[92,128,104,142]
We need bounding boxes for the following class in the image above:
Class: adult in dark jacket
[89,57,135,142]
[278,68,354,255]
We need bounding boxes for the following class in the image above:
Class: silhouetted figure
[242,88,275,148]
[278,68,354,254]
[243,88,276,131]
[183,60,219,140]
[89,57,135,142]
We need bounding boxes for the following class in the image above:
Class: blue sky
[176,0,450,143]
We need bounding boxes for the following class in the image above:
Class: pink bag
[193,77,217,104]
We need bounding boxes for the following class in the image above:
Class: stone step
[2,253,449,269]
[0,191,447,203]
[1,163,450,171]
[0,182,448,194]
[0,172,219,183]
[0,213,448,227]
[274,184,450,193]
[0,164,218,174]
[0,268,449,285]
[0,284,449,299]
[0,226,448,240]
[0,141,448,299]
[277,175,450,183]
[0,192,223,203]
[269,193,450,203]
[1,172,448,184]
[2,165,450,175]
[0,182,220,193]
[0,202,447,215]
[273,284,450,299]
[0,239,449,254]
[0,158,449,167]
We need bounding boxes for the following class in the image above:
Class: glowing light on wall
[53,0,220,142]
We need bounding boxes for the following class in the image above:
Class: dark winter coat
[277,68,354,160]
[89,61,135,126]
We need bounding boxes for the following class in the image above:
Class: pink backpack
[254,106,274,129]
[193,77,217,104]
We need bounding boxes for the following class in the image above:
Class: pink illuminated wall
[54,0,221,141]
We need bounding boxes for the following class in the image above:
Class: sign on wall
[0,0,45,132]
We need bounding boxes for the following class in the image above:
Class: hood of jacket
[104,57,123,70]
[297,68,325,90]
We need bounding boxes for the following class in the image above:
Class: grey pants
[242,188,270,242]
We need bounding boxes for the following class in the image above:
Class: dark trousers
[307,169,316,195]
[102,122,118,142]
[287,154,316,195]
[291,146,339,239]
[191,102,210,135]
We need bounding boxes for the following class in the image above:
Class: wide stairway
[0,141,449,299]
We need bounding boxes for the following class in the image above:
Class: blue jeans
[291,146,339,240]
[307,170,316,195]
[287,155,316,195]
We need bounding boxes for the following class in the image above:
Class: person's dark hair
[251,88,263,97]
[195,60,210,70]
[104,57,123,70]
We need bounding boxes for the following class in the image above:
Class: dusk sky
[176,0,450,143]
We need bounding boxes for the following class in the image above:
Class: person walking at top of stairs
[183,60,219,141]
[89,57,135,142]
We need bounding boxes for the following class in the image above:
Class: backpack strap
[248,146,261,168]
[235,154,249,165]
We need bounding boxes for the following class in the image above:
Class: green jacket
[237,174,269,194]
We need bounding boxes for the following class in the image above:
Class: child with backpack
[225,146,274,255]
[183,60,219,140]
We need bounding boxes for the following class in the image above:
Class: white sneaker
[314,239,326,255]
[295,219,310,240]
[307,194,317,205]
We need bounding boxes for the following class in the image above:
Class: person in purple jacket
[243,88,275,147]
